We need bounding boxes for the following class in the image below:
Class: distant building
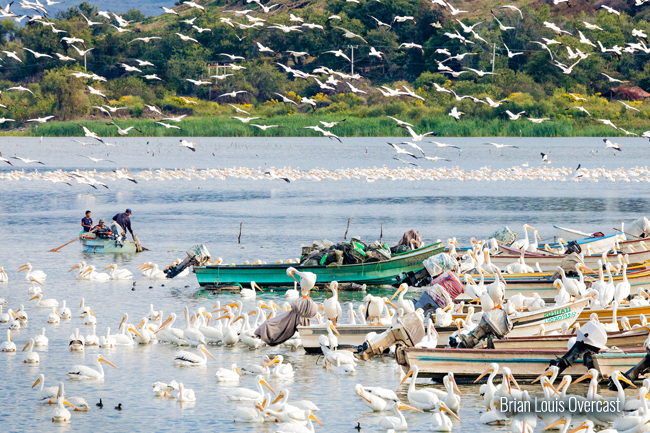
[602,86,650,100]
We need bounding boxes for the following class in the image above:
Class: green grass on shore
[2,115,645,138]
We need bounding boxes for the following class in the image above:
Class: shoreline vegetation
[2,114,648,138]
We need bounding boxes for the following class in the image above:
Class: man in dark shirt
[81,210,92,232]
[91,219,112,239]
[112,209,133,239]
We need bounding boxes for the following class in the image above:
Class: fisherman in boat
[81,210,92,232]
[90,220,112,239]
[111,209,134,243]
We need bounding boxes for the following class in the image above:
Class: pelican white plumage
[32,374,59,404]
[378,399,423,430]
[51,394,74,423]
[67,354,118,379]
[287,267,316,297]
[324,281,343,324]
[85,323,99,346]
[0,267,7,282]
[156,313,187,345]
[285,281,299,299]
[391,283,415,315]
[69,328,85,351]
[215,363,242,381]
[226,375,276,401]
[182,306,207,346]
[99,327,117,348]
[81,265,110,281]
[153,380,179,398]
[400,365,440,410]
[34,328,49,347]
[46,307,61,324]
[430,401,462,431]
[23,338,39,363]
[241,281,262,299]
[30,293,59,308]
[174,382,197,402]
[356,383,398,411]
[102,264,133,280]
[18,263,47,280]
[173,343,216,366]
[265,355,294,379]
[1,329,16,352]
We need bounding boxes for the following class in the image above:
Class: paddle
[613,227,642,240]
[49,234,89,252]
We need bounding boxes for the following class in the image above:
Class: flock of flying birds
[0,0,649,181]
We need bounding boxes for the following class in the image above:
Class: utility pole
[84,54,87,71]
[348,45,358,75]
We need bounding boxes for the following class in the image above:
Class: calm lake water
[0,136,644,432]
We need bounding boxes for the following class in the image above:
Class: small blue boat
[79,231,138,254]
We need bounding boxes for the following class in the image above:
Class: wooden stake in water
[238,222,243,244]
[380,223,383,245]
[344,217,350,240]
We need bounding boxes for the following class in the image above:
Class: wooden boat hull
[575,304,650,327]
[298,324,388,353]
[402,347,646,381]
[490,247,650,272]
[492,329,650,350]
[194,243,444,287]
[80,232,137,254]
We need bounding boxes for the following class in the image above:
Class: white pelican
[85,324,99,346]
[287,267,317,297]
[0,305,9,323]
[153,380,179,398]
[102,264,133,280]
[60,300,71,319]
[29,293,59,308]
[215,363,242,382]
[356,384,397,411]
[137,262,155,277]
[18,262,47,280]
[7,309,20,329]
[241,355,272,375]
[32,374,58,404]
[78,298,91,317]
[84,311,97,325]
[614,263,631,304]
[213,313,241,347]
[415,319,439,348]
[239,311,264,350]
[265,355,294,379]
[241,281,263,299]
[156,313,187,345]
[378,400,423,431]
[173,344,217,366]
[324,281,343,324]
[69,262,90,280]
[285,281,299,299]
[0,267,7,282]
[233,400,267,423]
[435,303,453,326]
[58,382,90,411]
[487,268,506,308]
[391,283,415,315]
[401,365,440,410]
[81,265,110,281]
[99,327,118,348]
[474,363,500,411]
[46,307,61,323]
[142,263,167,279]
[174,382,196,402]
[430,401,462,431]
[319,335,356,366]
[226,375,276,401]
[145,304,161,321]
[182,306,207,346]
[513,225,535,252]
[69,329,85,351]
[51,395,74,423]
[23,338,39,363]
[363,294,389,325]
[324,357,355,374]
[274,410,323,432]
[34,328,49,347]
[1,329,16,352]
[67,354,118,379]
[426,373,463,413]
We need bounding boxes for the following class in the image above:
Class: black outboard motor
[164,244,211,279]
[610,345,650,390]
[451,309,513,349]
[549,322,607,375]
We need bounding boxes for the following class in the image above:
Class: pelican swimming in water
[34,328,49,347]
[173,344,217,366]
[57,382,90,411]
[475,363,500,411]
[285,281,299,299]
[174,382,196,402]
[78,298,91,317]
[156,313,187,345]
[99,327,117,348]
[241,281,263,299]
[226,375,276,401]
[378,400,423,431]
[182,306,207,346]
[273,410,323,432]
[19,263,47,281]
[67,354,118,379]
[102,264,133,280]
[355,384,398,411]
[152,380,179,398]
[69,329,85,351]
[30,293,59,308]
[215,363,242,381]
[264,355,294,379]
[23,338,39,363]
[81,265,110,281]
[430,401,462,431]
[142,263,167,279]
[51,394,74,423]
[32,374,59,404]
[241,355,272,376]
[1,329,16,352]
[85,324,99,346]
[0,267,7,283]
[46,307,61,323]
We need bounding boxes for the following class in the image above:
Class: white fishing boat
[554,225,593,242]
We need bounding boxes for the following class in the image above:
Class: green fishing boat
[194,242,444,287]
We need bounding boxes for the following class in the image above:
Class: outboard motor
[611,345,650,390]
[549,322,607,375]
[357,312,425,360]
[164,244,211,279]
[451,309,513,349]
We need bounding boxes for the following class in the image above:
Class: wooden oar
[49,234,88,252]
[613,227,642,240]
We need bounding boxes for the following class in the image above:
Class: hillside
[0,0,648,137]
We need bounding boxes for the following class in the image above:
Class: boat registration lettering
[543,307,570,319]
[545,311,576,323]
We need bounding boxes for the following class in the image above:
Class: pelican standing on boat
[67,354,118,379]
[324,281,343,324]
